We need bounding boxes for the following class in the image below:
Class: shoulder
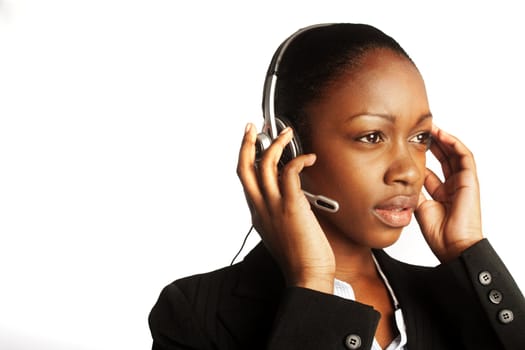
[149,255,249,328]
[148,263,241,347]
[148,242,285,349]
[148,241,284,323]
[156,242,284,306]
[167,263,242,303]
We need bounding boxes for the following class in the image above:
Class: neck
[330,239,379,284]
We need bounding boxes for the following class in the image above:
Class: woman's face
[301,48,432,249]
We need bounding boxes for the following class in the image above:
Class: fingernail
[306,153,317,165]
[245,123,252,134]
[280,127,292,135]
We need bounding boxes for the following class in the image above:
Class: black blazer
[149,239,525,349]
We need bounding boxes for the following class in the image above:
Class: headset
[255,24,340,213]
[231,24,341,266]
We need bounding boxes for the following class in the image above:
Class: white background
[1,1,524,349]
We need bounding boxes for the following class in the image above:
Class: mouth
[372,195,418,228]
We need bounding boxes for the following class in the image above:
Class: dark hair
[271,23,413,150]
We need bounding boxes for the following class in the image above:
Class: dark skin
[237,48,483,348]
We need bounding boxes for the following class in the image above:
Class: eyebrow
[346,112,433,124]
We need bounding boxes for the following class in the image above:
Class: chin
[320,214,404,250]
[368,227,403,250]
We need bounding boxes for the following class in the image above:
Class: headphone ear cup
[275,117,302,170]
[255,132,272,163]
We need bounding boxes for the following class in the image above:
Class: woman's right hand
[236,123,336,293]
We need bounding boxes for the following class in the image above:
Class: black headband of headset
[261,23,337,139]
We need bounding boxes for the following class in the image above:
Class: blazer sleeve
[149,282,381,350]
[268,287,381,350]
[435,239,525,349]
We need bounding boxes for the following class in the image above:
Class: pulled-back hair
[270,23,413,150]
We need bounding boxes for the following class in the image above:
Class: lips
[373,195,418,228]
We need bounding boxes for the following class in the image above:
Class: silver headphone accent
[256,24,339,213]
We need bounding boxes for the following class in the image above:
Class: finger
[423,167,448,202]
[237,123,268,217]
[280,153,317,208]
[242,190,264,229]
[429,125,453,179]
[258,127,294,207]
[432,125,477,174]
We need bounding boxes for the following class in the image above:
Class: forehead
[307,48,430,122]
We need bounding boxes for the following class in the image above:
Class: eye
[410,132,432,150]
[357,132,384,144]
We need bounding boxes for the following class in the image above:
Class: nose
[383,142,423,186]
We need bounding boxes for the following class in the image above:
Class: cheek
[302,150,373,198]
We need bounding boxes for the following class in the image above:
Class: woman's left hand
[414,124,483,263]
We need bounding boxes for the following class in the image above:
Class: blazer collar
[372,249,431,350]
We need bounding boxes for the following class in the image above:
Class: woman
[149,23,525,349]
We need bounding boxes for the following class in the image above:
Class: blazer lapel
[373,249,434,350]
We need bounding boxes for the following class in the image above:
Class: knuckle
[281,158,301,176]
[280,164,294,178]
[236,165,248,180]
[259,152,277,170]
[236,162,246,178]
